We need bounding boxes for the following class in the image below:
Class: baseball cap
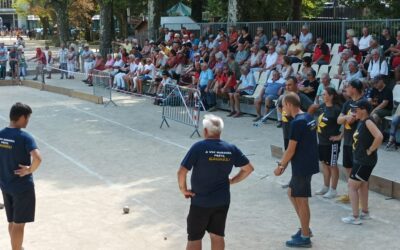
[350,99,372,113]
[348,79,363,91]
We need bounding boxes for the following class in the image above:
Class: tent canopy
[166,2,191,16]
[161,16,199,31]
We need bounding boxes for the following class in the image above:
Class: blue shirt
[181,139,249,207]
[199,69,214,88]
[0,128,38,194]
[289,113,319,176]
[264,81,283,96]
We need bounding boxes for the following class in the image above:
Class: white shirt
[265,52,278,69]
[144,63,156,78]
[392,84,400,103]
[129,62,138,73]
[300,32,313,48]
[283,33,292,44]
[250,53,261,67]
[367,59,388,79]
[359,35,372,50]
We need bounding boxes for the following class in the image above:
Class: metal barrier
[160,83,204,137]
[92,70,117,107]
[162,19,400,45]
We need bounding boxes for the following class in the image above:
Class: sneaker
[385,141,397,151]
[315,186,329,195]
[360,211,371,220]
[286,236,312,248]
[342,215,362,225]
[336,194,350,203]
[323,189,337,199]
[276,121,282,128]
[291,228,313,239]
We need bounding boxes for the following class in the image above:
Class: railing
[161,19,400,45]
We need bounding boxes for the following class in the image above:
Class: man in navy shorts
[0,103,42,250]
[178,114,254,250]
[274,93,319,248]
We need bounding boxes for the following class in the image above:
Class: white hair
[202,114,224,136]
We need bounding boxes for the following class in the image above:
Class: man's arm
[15,149,42,177]
[274,140,297,176]
[177,166,195,198]
[230,163,254,184]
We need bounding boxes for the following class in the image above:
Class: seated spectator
[190,33,200,46]
[228,53,241,80]
[248,45,262,69]
[336,49,352,77]
[238,26,253,49]
[313,37,330,65]
[276,47,286,69]
[388,31,400,69]
[123,57,140,92]
[300,69,319,101]
[359,26,372,56]
[338,59,363,83]
[280,27,292,45]
[363,38,383,67]
[365,49,388,80]
[299,56,313,80]
[207,34,218,51]
[386,67,400,150]
[221,66,238,94]
[136,58,155,94]
[369,75,393,126]
[156,70,174,95]
[115,55,134,90]
[198,63,215,110]
[208,52,217,70]
[276,36,288,54]
[190,62,202,87]
[141,39,151,57]
[228,65,256,117]
[315,73,335,104]
[256,27,268,49]
[87,53,106,86]
[235,43,249,66]
[218,34,229,55]
[261,44,278,76]
[287,34,304,63]
[269,29,280,46]
[299,25,314,52]
[279,56,294,81]
[346,28,359,46]
[228,26,239,51]
[211,67,227,96]
[155,50,168,68]
[214,51,226,72]
[254,70,283,121]
[339,39,361,63]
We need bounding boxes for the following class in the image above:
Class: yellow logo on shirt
[352,129,359,150]
[317,113,327,133]
[345,109,352,130]
[282,110,289,123]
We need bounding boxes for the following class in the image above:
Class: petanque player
[178,114,254,250]
[274,93,319,248]
[341,99,383,225]
[0,103,42,250]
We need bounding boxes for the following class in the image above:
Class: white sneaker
[323,189,337,199]
[315,186,329,195]
[360,211,371,220]
[342,216,362,225]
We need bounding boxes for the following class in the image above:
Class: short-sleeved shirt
[316,83,334,104]
[368,59,388,78]
[359,35,372,50]
[280,92,313,139]
[287,43,304,59]
[0,128,38,194]
[317,104,342,145]
[239,72,256,95]
[370,86,393,111]
[235,50,249,64]
[302,79,319,101]
[264,81,283,97]
[313,44,330,63]
[82,50,94,63]
[341,98,364,146]
[199,69,214,88]
[300,32,313,48]
[181,139,249,207]
[289,113,319,176]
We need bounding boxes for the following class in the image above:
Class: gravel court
[0,86,399,250]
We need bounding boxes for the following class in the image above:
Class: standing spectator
[67,46,76,79]
[198,63,214,110]
[0,42,8,79]
[178,114,253,250]
[228,66,256,117]
[287,35,304,63]
[359,27,372,56]
[8,46,18,80]
[17,46,27,80]
[28,48,46,81]
[0,103,42,250]
[299,25,313,52]
[369,75,393,127]
[313,37,330,65]
[256,27,268,49]
[254,70,283,121]
[58,43,68,79]
[280,27,292,45]
[81,44,94,83]
[274,92,319,248]
[336,80,365,204]
[342,99,383,225]
[380,28,396,57]
[386,67,400,150]
[315,87,342,199]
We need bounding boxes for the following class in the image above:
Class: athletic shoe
[342,215,362,225]
[385,141,397,151]
[276,121,282,128]
[291,228,313,239]
[315,186,329,195]
[323,189,337,199]
[336,194,350,203]
[286,236,312,248]
[360,211,371,220]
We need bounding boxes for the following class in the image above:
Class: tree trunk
[98,0,113,57]
[117,11,128,39]
[51,0,70,45]
[148,0,160,40]
[40,16,50,40]
[191,0,203,22]
[228,0,238,24]
[292,0,302,20]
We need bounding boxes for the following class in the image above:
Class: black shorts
[2,189,36,223]
[342,145,353,168]
[319,143,340,166]
[289,175,312,198]
[350,163,375,182]
[187,204,229,241]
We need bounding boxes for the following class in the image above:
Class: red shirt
[313,44,330,63]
